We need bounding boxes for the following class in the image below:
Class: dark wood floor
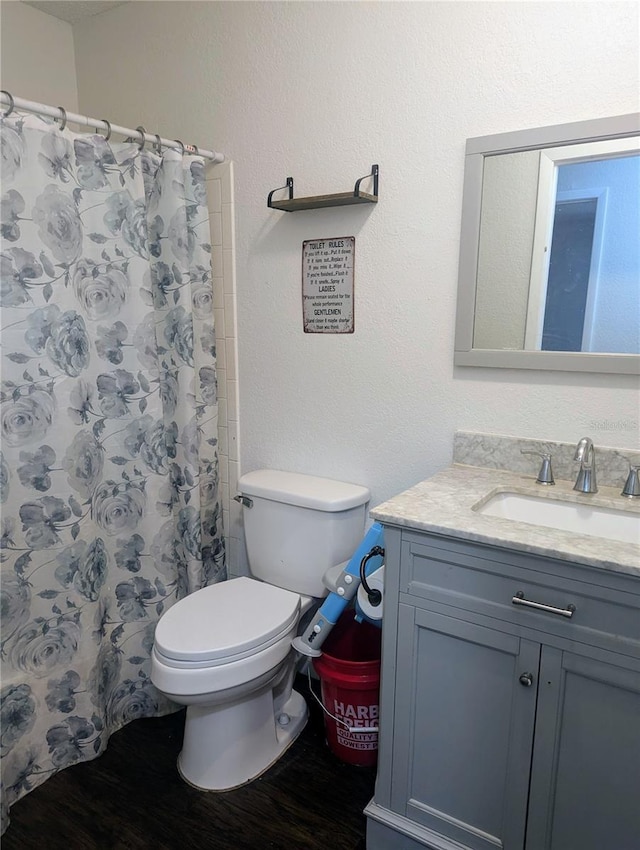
[2,676,376,850]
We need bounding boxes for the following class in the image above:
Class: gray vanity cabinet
[393,604,539,849]
[366,527,640,850]
[526,646,640,850]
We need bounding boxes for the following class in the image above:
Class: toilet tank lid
[238,470,370,511]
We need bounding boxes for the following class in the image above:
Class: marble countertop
[370,464,640,577]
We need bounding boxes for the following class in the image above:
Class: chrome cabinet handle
[512,591,576,618]
[519,672,533,687]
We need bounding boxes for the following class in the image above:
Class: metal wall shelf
[268,164,378,212]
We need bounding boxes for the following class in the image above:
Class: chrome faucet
[621,465,640,498]
[573,437,598,494]
[520,449,555,485]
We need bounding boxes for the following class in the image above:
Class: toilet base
[177,688,308,791]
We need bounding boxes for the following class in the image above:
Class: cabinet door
[527,646,640,850]
[393,603,540,850]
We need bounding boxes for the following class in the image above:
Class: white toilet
[150,469,370,791]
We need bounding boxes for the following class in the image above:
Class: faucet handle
[521,450,555,485]
[621,464,640,498]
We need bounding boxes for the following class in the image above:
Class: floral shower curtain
[0,112,225,832]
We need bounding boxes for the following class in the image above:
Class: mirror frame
[454,113,640,374]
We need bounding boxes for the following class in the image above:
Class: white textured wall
[11,2,640,514]
[0,0,78,110]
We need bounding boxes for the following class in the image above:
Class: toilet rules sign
[302,236,355,333]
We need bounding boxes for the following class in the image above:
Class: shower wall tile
[219,454,229,486]
[207,177,222,213]
[212,275,224,309]
[225,338,236,380]
[214,307,225,338]
[206,161,242,578]
[223,294,236,340]
[216,339,227,371]
[222,207,233,250]
[228,425,239,464]
[221,171,232,205]
[217,368,227,398]
[223,250,235,295]
[218,424,228,457]
[228,459,239,495]
[227,380,238,421]
[218,395,228,425]
[212,249,223,279]
[209,212,223,247]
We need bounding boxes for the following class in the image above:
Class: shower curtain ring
[1,91,14,117]
[174,139,185,155]
[136,126,147,150]
[100,119,112,141]
[57,107,67,130]
[153,134,162,154]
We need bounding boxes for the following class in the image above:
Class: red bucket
[312,611,382,767]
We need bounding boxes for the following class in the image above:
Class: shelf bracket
[354,164,379,199]
[267,177,294,209]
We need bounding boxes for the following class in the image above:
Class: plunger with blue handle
[292,522,385,657]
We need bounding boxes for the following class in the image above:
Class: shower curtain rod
[0,91,225,163]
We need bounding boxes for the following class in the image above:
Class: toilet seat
[154,577,300,667]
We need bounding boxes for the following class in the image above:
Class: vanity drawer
[399,532,640,655]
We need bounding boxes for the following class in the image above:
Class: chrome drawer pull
[512,591,576,618]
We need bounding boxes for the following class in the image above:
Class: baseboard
[365,801,470,850]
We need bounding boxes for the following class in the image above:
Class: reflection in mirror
[455,113,640,373]
[474,140,639,354]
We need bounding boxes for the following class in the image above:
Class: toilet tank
[237,470,370,598]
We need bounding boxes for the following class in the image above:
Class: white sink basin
[475,491,640,545]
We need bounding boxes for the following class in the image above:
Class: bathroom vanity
[365,438,640,850]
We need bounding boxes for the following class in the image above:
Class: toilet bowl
[151,577,310,790]
[151,469,370,791]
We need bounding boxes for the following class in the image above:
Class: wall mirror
[454,113,640,374]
